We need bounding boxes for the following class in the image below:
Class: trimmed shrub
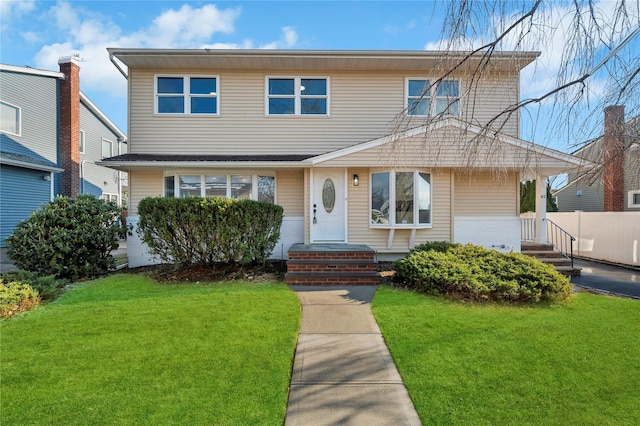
[0,279,40,318]
[137,197,284,267]
[410,241,460,254]
[6,194,121,281]
[0,271,68,301]
[394,244,571,303]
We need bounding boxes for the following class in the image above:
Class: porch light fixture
[353,174,359,186]
[43,175,51,182]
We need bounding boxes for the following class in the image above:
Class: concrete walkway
[286,285,421,426]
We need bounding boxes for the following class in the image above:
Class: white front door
[312,169,346,242]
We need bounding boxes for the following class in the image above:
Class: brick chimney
[603,105,625,212]
[58,56,81,198]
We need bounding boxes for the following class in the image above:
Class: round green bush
[394,244,571,303]
[6,194,121,281]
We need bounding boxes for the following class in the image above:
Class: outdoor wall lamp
[43,175,51,181]
[353,174,359,186]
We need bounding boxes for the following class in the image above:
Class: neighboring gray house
[554,106,639,212]
[0,57,127,246]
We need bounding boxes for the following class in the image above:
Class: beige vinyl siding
[276,169,304,216]
[319,128,572,171]
[346,168,452,251]
[128,69,520,156]
[454,171,518,216]
[129,169,163,214]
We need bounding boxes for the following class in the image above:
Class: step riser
[287,264,378,273]
[285,276,382,285]
[286,248,381,286]
[289,253,375,261]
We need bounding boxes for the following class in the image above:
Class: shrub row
[0,271,68,301]
[7,195,121,281]
[394,243,571,303]
[0,279,40,318]
[137,197,284,267]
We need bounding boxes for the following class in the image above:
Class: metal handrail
[545,218,576,268]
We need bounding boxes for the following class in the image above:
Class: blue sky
[1,0,638,156]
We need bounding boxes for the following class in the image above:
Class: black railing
[545,219,575,268]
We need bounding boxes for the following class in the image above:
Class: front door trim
[310,168,348,243]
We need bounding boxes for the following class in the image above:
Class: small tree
[6,194,121,280]
[520,179,558,213]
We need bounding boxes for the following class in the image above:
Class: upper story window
[629,190,640,208]
[267,77,328,115]
[79,130,85,154]
[102,138,113,159]
[1,100,21,136]
[406,78,459,117]
[371,171,431,228]
[155,75,219,115]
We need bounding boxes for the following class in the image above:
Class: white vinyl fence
[545,211,640,267]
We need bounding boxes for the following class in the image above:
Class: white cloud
[0,0,35,17]
[32,2,297,102]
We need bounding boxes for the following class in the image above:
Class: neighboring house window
[0,100,21,136]
[406,78,459,117]
[101,193,119,204]
[155,75,219,115]
[371,171,431,227]
[165,173,276,203]
[629,190,640,208]
[102,138,113,159]
[266,77,328,115]
[79,130,85,154]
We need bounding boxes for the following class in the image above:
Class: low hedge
[394,244,571,303]
[0,279,40,318]
[0,271,68,301]
[137,197,283,267]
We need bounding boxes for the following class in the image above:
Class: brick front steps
[285,243,382,286]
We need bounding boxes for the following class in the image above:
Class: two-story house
[0,57,127,246]
[554,106,639,212]
[101,49,586,269]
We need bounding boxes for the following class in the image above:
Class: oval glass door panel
[322,179,336,213]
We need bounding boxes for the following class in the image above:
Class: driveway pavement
[571,258,640,299]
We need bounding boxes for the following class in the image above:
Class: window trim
[369,170,433,229]
[79,130,85,154]
[154,74,220,116]
[101,138,113,159]
[628,190,640,208]
[0,100,21,136]
[265,76,330,116]
[163,172,277,203]
[405,77,460,117]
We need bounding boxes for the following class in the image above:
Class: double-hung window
[79,130,85,154]
[406,78,459,117]
[102,138,113,159]
[267,77,328,115]
[156,75,219,115]
[1,100,21,136]
[371,171,431,227]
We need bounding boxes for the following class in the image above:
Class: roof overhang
[0,152,64,173]
[107,48,539,73]
[0,63,64,79]
[97,154,315,171]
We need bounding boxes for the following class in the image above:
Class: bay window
[371,171,431,227]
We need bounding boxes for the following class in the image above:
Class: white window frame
[0,100,21,136]
[405,78,460,117]
[101,193,119,205]
[265,76,330,116]
[369,170,432,229]
[102,138,113,159]
[628,190,640,208]
[154,75,220,116]
[163,172,277,203]
[79,130,85,154]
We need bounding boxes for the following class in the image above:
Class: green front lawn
[372,286,640,425]
[1,274,300,425]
